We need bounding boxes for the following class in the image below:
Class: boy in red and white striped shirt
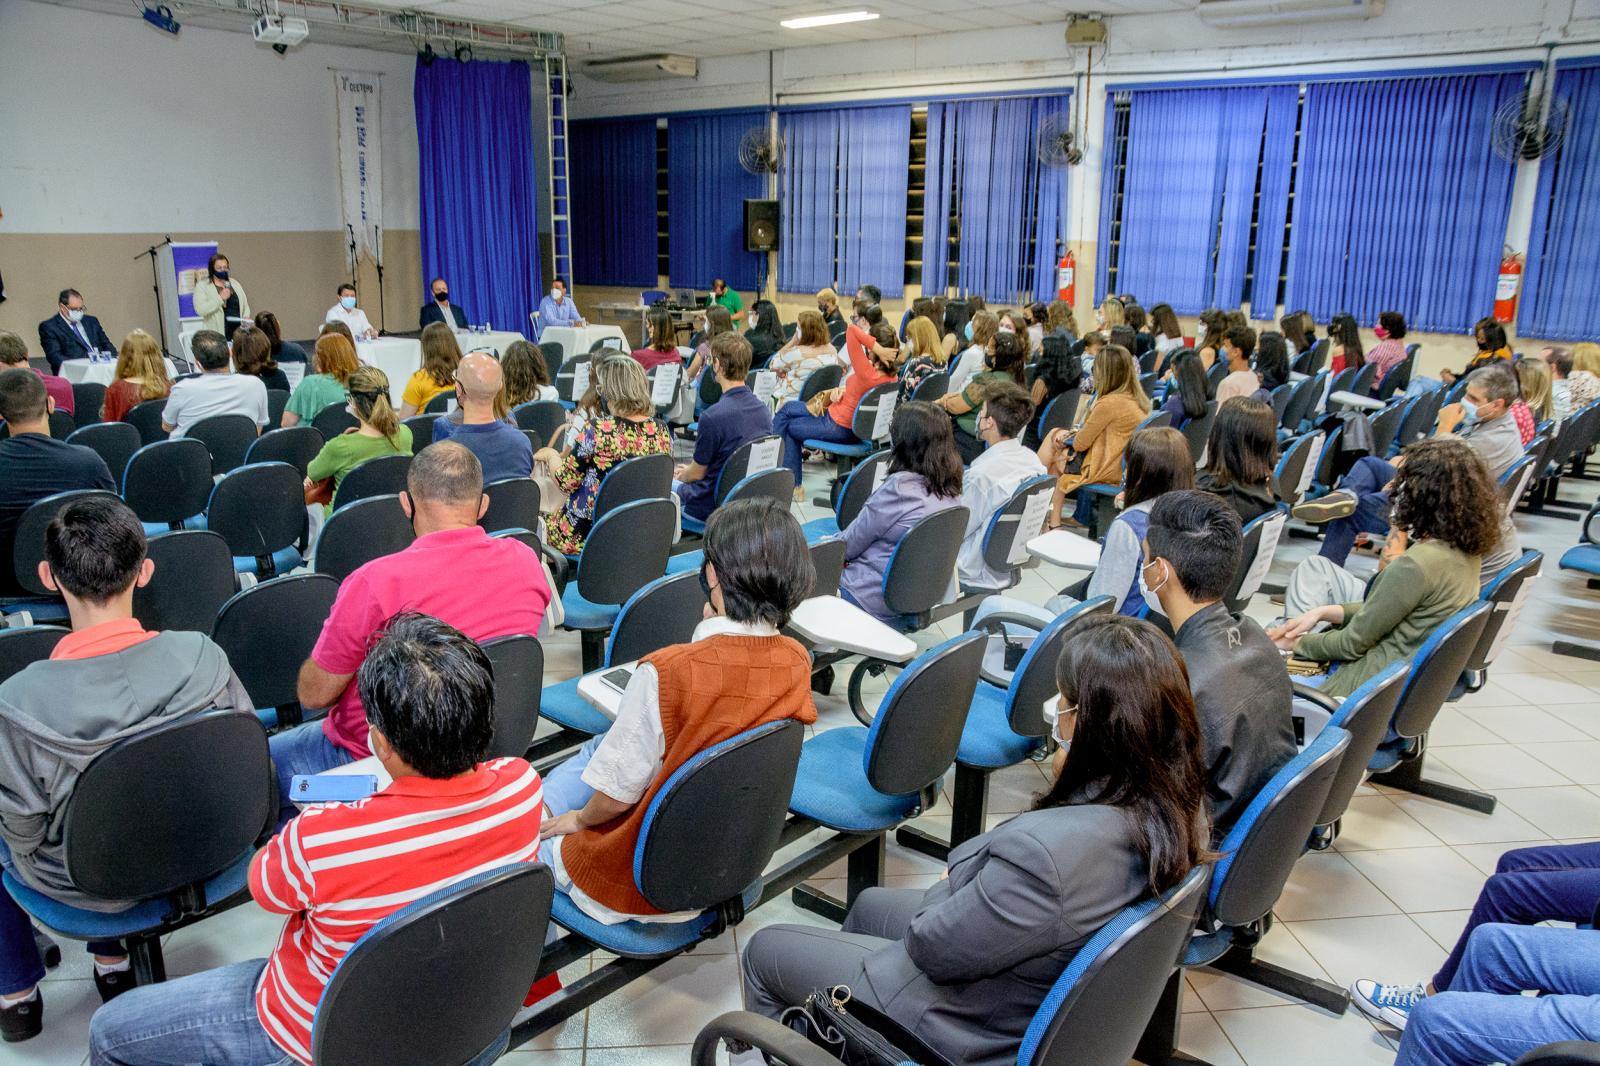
[89,613,544,1066]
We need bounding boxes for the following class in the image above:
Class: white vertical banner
[334,70,383,261]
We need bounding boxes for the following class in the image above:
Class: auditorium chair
[1392,387,1446,457]
[67,421,140,484]
[1222,506,1288,612]
[123,438,212,533]
[1514,1043,1600,1065]
[1136,727,1354,1065]
[186,413,259,475]
[1287,661,1410,851]
[1554,499,1600,663]
[899,596,1115,863]
[554,353,591,407]
[679,463,794,540]
[1452,549,1543,697]
[132,530,236,635]
[676,434,782,537]
[1138,371,1161,399]
[71,382,105,426]
[944,474,1056,625]
[207,462,306,578]
[805,380,900,507]
[213,573,340,730]
[559,497,675,672]
[798,362,844,404]
[1269,382,1294,424]
[331,453,412,511]
[1278,371,1325,438]
[798,446,891,544]
[311,401,359,439]
[1073,410,1175,537]
[0,709,275,985]
[2,488,120,623]
[1205,360,1229,391]
[588,451,673,529]
[312,864,553,1066]
[403,414,435,452]
[513,400,566,445]
[1498,454,1541,516]
[538,341,565,381]
[1270,431,1324,507]
[267,388,290,429]
[480,477,541,535]
[693,864,1210,1066]
[1366,396,1407,457]
[313,495,415,583]
[910,371,950,403]
[1178,399,1218,463]
[510,720,805,1049]
[1037,387,1081,440]
[422,390,456,414]
[244,424,323,477]
[1377,347,1417,400]
[0,625,68,685]
[1290,337,1329,377]
[481,634,544,760]
[124,399,169,445]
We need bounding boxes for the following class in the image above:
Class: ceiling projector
[252,15,310,48]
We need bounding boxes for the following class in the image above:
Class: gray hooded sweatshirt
[0,630,252,912]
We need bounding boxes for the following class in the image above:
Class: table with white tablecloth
[58,356,179,386]
[539,324,628,363]
[355,330,525,403]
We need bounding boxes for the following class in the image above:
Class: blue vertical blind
[1519,60,1600,339]
[778,105,912,298]
[1106,85,1297,315]
[922,94,1072,303]
[1286,71,1524,332]
[667,111,766,292]
[414,57,542,332]
[569,117,659,287]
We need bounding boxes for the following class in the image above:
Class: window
[655,121,669,281]
[1100,98,1133,297]
[1241,91,1304,312]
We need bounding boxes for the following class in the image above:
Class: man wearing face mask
[1142,490,1296,835]
[324,284,377,339]
[37,289,116,373]
[267,442,552,820]
[419,277,470,330]
[535,277,585,341]
[815,287,846,340]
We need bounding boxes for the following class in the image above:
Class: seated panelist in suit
[419,277,469,331]
[37,289,115,373]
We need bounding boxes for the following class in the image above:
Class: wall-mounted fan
[1036,112,1083,167]
[1492,88,1569,162]
[738,126,783,175]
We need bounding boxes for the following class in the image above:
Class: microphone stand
[346,224,358,290]
[374,225,387,336]
[133,235,174,355]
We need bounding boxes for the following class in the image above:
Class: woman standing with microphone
[192,253,251,341]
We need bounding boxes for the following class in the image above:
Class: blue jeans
[88,959,295,1066]
[267,721,356,830]
[772,401,856,482]
[1318,456,1396,566]
[0,844,122,995]
[541,735,602,817]
[1397,925,1600,1066]
[1433,842,1600,991]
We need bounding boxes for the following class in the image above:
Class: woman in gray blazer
[740,615,1214,1066]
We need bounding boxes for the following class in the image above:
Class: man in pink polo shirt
[267,441,552,819]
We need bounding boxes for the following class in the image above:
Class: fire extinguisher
[1057,248,1076,305]
[1494,249,1522,325]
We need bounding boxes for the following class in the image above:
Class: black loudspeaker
[744,199,779,253]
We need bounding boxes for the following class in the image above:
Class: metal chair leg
[1369,744,1496,814]
[792,833,884,924]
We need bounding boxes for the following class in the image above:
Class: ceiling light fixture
[780,10,880,29]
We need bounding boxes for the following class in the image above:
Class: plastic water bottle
[485,321,492,334]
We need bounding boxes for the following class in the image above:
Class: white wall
[0,0,419,235]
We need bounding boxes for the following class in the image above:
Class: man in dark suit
[38,289,115,373]
[419,277,469,331]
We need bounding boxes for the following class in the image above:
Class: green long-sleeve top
[1296,539,1480,699]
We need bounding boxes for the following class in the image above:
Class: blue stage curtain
[1519,60,1600,339]
[1249,88,1300,319]
[779,105,911,298]
[414,57,542,333]
[569,117,658,288]
[921,95,1071,303]
[1286,71,1524,333]
[667,111,766,292]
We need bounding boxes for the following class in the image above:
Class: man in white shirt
[324,284,376,339]
[957,381,1047,589]
[161,330,269,438]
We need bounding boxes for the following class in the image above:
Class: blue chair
[1392,386,1446,457]
[1038,388,1081,440]
[1455,550,1543,696]
[1368,600,1495,812]
[511,720,804,1048]
[1291,661,1411,850]
[679,464,794,539]
[313,494,415,583]
[804,380,900,504]
[311,864,553,1066]
[588,452,674,534]
[213,573,340,731]
[797,447,891,545]
[0,625,68,685]
[1555,500,1600,663]
[0,709,274,984]
[2,489,122,624]
[899,597,1115,862]
[534,570,706,761]
[122,438,212,534]
[785,633,984,922]
[1270,430,1324,507]
[1223,506,1288,612]
[207,462,306,578]
[560,497,675,671]
[1498,453,1540,514]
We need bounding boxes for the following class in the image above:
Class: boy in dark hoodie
[0,496,251,1043]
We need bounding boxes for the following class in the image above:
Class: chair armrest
[1292,682,1342,715]
[536,540,570,595]
[973,611,1052,637]
[1329,390,1384,411]
[691,1011,839,1066]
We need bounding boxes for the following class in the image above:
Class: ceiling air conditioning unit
[1198,0,1385,28]
[584,54,698,82]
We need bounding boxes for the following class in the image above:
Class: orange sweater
[559,633,816,916]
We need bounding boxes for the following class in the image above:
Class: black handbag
[781,986,953,1066]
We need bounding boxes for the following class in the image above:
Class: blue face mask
[964,321,974,342]
[1460,398,1480,424]
[340,295,356,310]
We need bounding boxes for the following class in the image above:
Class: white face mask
[1139,558,1169,615]
[340,296,357,310]
[551,288,564,302]
[66,309,85,324]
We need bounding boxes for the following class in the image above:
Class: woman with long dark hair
[1160,349,1212,431]
[1254,330,1291,395]
[1196,397,1279,524]
[632,305,682,371]
[252,311,307,364]
[1328,313,1364,374]
[743,299,785,369]
[1440,316,1514,386]
[1151,303,1184,361]
[398,323,462,417]
[1194,309,1228,371]
[837,401,964,623]
[739,612,1211,1066]
[1280,310,1315,357]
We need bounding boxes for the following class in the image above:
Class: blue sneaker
[1350,979,1425,1029]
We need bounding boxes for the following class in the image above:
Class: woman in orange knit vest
[537,497,818,923]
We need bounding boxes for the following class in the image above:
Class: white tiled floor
[15,458,1600,1066]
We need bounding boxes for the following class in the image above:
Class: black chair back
[403,415,435,453]
[1179,399,1218,464]
[865,632,984,796]
[1291,338,1328,376]
[576,498,674,607]
[715,435,783,504]
[1464,550,1542,679]
[1272,431,1322,504]
[1368,399,1406,458]
[1136,409,1172,432]
[312,402,359,439]
[12,490,122,595]
[1039,389,1080,438]
[481,478,542,535]
[538,341,566,381]
[1224,508,1287,612]
[125,399,169,445]
[122,439,212,526]
[214,574,340,712]
[1268,383,1294,424]
[0,626,69,685]
[71,382,106,426]
[1312,661,1409,831]
[592,452,673,524]
[1312,422,1345,489]
[67,422,140,484]
[1137,372,1159,399]
[808,539,847,598]
[422,390,456,414]
[978,475,1056,579]
[909,371,949,403]
[798,363,843,403]
[1004,597,1115,737]
[833,449,891,530]
[208,463,304,564]
[609,571,709,665]
[1349,363,1378,397]
[1376,350,1416,400]
[311,864,554,1066]
[514,401,567,445]
[45,408,76,440]
[333,453,412,511]
[1205,361,1230,391]
[1511,1043,1600,1066]
[555,354,592,403]
[847,382,899,444]
[314,495,415,583]
[267,389,290,428]
[720,468,795,512]
[64,709,272,902]
[638,720,804,913]
[1391,601,1492,740]
[186,414,259,475]
[245,425,325,476]
[482,635,544,759]
[1280,372,1323,432]
[882,506,969,618]
[133,531,235,635]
